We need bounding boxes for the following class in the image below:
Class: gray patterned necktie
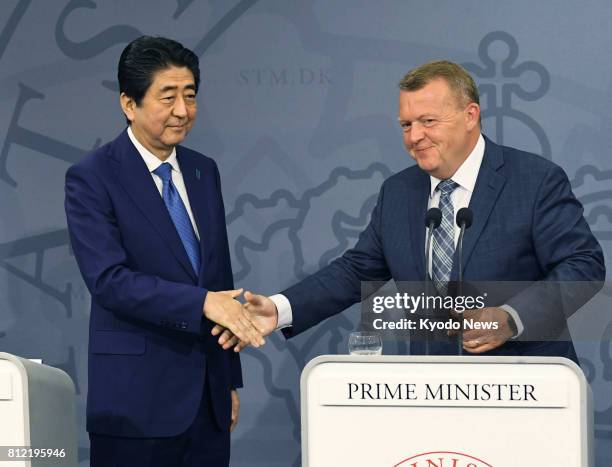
[431,179,458,295]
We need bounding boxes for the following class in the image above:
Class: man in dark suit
[65,36,263,467]
[217,60,605,361]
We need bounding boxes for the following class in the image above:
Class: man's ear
[120,92,135,123]
[465,102,480,131]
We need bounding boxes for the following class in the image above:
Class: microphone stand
[423,208,441,357]
[454,207,473,356]
[424,221,435,356]
[456,222,467,355]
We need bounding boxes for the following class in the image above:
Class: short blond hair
[398,60,479,107]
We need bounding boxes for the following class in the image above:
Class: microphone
[426,207,443,228]
[423,207,442,356]
[456,207,473,229]
[424,207,442,282]
[455,207,473,286]
[455,207,473,355]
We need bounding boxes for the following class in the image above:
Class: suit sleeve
[507,164,606,340]
[282,183,392,337]
[65,163,207,335]
[212,163,243,388]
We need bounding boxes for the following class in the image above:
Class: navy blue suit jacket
[283,137,605,360]
[65,130,241,437]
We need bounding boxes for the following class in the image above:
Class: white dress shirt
[426,134,485,273]
[127,127,200,240]
[272,134,523,336]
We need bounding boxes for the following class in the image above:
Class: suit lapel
[452,137,506,279]
[177,147,212,278]
[111,130,197,281]
[407,170,431,279]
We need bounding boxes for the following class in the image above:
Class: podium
[301,356,592,466]
[0,353,77,466]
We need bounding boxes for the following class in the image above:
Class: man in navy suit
[65,36,263,467]
[217,60,605,361]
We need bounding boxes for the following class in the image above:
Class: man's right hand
[212,291,278,351]
[203,289,265,347]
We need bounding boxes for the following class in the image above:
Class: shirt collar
[127,126,180,174]
[429,133,485,197]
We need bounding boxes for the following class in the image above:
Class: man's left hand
[230,389,239,432]
[460,307,515,353]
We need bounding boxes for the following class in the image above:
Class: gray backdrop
[1,1,612,465]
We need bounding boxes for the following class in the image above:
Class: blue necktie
[153,162,201,276]
[431,179,458,295]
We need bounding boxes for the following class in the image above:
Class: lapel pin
[195,168,201,180]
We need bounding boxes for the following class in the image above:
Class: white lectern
[0,352,77,467]
[301,356,592,467]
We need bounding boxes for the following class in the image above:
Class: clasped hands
[203,289,277,351]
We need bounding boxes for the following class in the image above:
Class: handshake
[202,289,278,351]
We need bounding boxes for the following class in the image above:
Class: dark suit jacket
[282,136,605,361]
[65,129,241,437]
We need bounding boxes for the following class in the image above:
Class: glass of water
[348,331,383,355]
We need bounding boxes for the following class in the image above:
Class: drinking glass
[348,331,383,355]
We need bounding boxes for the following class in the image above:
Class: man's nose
[408,122,425,144]
[172,96,188,118]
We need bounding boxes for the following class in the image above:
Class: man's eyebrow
[159,83,196,92]
[398,113,435,122]
[159,85,177,93]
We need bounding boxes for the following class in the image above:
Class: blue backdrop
[1,1,611,465]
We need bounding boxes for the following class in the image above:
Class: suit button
[180,322,187,329]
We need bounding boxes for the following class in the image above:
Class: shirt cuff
[499,304,524,338]
[270,294,293,329]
